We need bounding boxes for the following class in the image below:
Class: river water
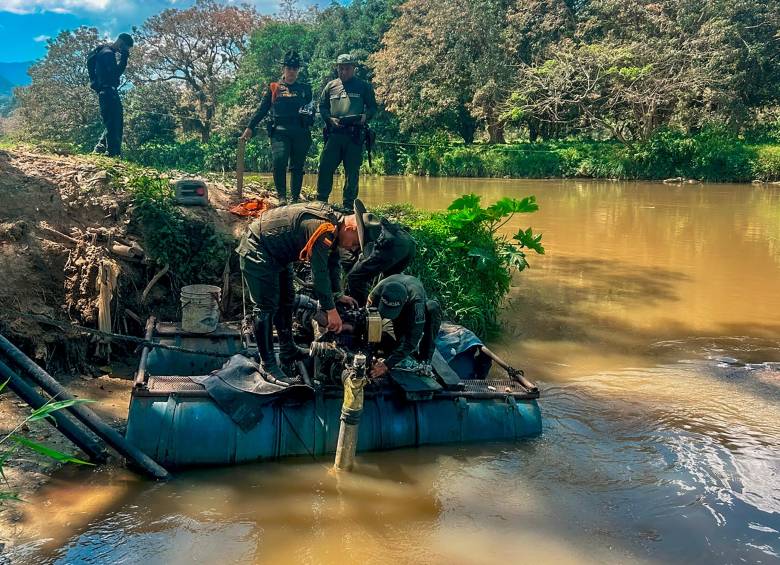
[8,177,780,564]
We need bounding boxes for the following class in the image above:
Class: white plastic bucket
[180,284,221,334]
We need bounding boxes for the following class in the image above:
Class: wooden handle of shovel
[480,346,538,393]
[236,137,246,199]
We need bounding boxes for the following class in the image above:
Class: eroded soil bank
[0,147,275,539]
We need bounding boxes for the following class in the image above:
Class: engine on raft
[289,293,392,388]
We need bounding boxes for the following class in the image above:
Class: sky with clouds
[0,0,287,62]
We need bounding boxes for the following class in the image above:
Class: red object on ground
[229,198,272,217]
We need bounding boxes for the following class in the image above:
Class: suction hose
[334,353,368,471]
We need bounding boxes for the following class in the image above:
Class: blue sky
[0,1,288,63]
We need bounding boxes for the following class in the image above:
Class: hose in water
[334,353,368,471]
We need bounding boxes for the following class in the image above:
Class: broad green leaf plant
[375,194,544,337]
[0,379,94,505]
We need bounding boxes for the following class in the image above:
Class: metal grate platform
[462,379,527,394]
[148,375,205,393]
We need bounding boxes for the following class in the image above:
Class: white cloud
[33,34,50,42]
[0,0,111,15]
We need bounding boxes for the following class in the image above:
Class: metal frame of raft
[125,321,542,469]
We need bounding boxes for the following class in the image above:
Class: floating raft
[125,322,541,468]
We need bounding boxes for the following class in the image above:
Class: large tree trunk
[458,107,477,145]
[487,121,505,144]
[528,118,539,143]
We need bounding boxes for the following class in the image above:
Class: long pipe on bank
[0,359,108,463]
[0,334,170,480]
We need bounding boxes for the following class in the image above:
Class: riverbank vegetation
[375,195,544,336]
[1,0,778,182]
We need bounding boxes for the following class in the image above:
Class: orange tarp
[229,198,272,218]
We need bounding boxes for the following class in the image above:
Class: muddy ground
[0,146,278,547]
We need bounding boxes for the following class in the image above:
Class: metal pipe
[134,316,156,388]
[0,333,170,480]
[334,354,367,471]
[479,346,539,393]
[0,359,108,463]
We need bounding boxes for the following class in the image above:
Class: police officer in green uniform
[241,50,314,204]
[346,198,417,306]
[367,274,442,379]
[237,202,361,382]
[316,54,378,211]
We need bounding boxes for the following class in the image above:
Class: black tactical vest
[250,202,340,263]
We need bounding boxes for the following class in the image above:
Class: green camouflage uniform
[236,202,343,377]
[316,75,377,210]
[247,80,313,202]
[369,274,442,371]
[346,218,416,306]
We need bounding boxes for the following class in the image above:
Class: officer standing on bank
[316,54,378,211]
[88,33,133,157]
[347,198,417,306]
[236,202,361,383]
[367,274,442,378]
[241,50,314,204]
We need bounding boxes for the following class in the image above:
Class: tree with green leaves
[132,0,262,142]
[308,0,402,88]
[13,27,104,147]
[123,82,179,148]
[507,40,713,145]
[575,0,780,129]
[371,0,512,144]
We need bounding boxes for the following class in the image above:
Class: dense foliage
[128,176,234,288]
[375,195,544,336]
[6,0,780,181]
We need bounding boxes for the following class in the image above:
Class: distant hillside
[0,61,32,95]
[0,62,32,85]
[0,75,14,97]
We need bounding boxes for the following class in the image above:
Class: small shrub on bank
[128,176,234,288]
[752,146,780,181]
[375,195,544,337]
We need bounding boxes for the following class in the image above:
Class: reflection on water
[6,178,780,564]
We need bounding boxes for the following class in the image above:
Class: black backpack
[86,45,108,91]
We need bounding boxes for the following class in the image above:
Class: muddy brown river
[8,177,780,564]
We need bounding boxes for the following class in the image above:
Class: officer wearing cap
[89,33,134,157]
[237,202,360,383]
[367,274,442,378]
[241,50,314,204]
[316,53,378,211]
[346,198,417,306]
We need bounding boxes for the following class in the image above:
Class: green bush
[121,128,779,182]
[753,145,780,181]
[128,176,234,287]
[375,195,544,337]
[124,140,206,172]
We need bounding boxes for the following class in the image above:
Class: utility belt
[266,115,313,137]
[324,123,361,142]
[323,122,377,167]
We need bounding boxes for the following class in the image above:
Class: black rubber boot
[274,307,308,383]
[253,313,288,383]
